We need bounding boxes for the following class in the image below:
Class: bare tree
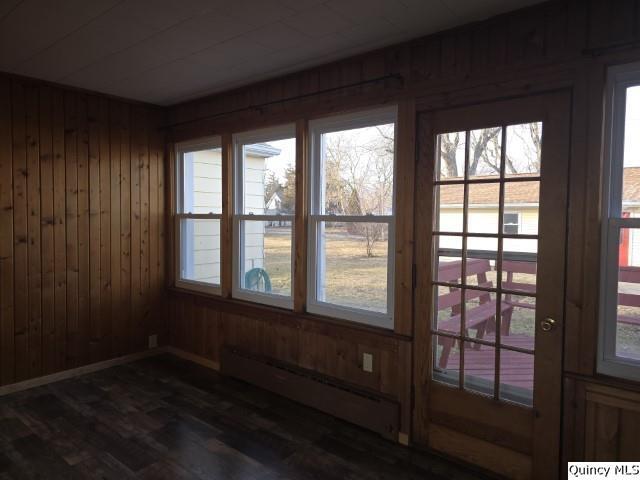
[325,125,394,257]
[439,123,542,177]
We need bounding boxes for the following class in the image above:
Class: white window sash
[175,213,222,295]
[232,124,296,309]
[599,62,640,381]
[307,106,398,328]
[174,136,223,295]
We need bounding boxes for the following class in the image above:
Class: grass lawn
[264,227,388,312]
[265,227,640,360]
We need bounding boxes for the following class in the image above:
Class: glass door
[413,92,571,480]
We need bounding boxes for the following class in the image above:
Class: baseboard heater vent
[220,347,399,440]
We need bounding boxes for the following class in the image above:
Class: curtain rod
[163,73,404,130]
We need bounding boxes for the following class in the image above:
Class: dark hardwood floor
[0,355,491,479]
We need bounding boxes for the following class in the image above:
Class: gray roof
[245,143,281,158]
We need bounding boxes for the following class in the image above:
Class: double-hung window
[175,137,223,294]
[232,125,296,308]
[307,107,397,328]
[503,212,520,235]
[600,62,640,380]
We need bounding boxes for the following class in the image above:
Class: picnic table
[435,258,535,369]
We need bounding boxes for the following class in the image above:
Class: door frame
[412,91,572,480]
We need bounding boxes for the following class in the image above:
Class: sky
[263,138,295,182]
[625,86,640,167]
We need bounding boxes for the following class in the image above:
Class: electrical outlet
[362,352,373,373]
[148,334,158,349]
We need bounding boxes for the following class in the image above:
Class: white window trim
[232,124,296,309]
[599,61,640,381]
[307,106,397,329]
[175,136,223,295]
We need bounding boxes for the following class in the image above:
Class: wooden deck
[443,334,535,391]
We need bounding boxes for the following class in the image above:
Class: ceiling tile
[441,0,542,22]
[283,4,355,38]
[0,0,121,68]
[0,0,547,104]
[0,0,22,20]
[63,11,252,88]
[220,0,296,28]
[242,22,312,52]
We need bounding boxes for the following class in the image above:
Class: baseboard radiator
[220,347,399,441]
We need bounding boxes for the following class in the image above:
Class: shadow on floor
[0,354,495,479]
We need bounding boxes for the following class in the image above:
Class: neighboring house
[266,192,282,214]
[183,143,281,284]
[438,167,640,266]
[265,192,292,227]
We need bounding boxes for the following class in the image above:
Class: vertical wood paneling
[109,101,121,358]
[77,94,90,367]
[12,81,28,381]
[140,108,150,349]
[88,96,101,362]
[120,103,132,355]
[582,384,640,462]
[0,76,165,388]
[39,86,55,374]
[293,119,307,313]
[25,86,42,379]
[394,99,415,336]
[0,76,14,385]
[99,97,111,361]
[52,89,66,373]
[64,91,79,368]
[130,107,142,351]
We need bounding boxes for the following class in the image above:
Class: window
[307,107,396,328]
[600,62,640,381]
[503,213,520,235]
[432,123,542,406]
[175,137,222,294]
[233,125,296,308]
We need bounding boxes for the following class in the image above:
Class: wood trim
[221,133,233,298]
[429,383,533,455]
[170,288,410,348]
[394,99,416,336]
[166,346,221,371]
[0,348,166,397]
[428,424,532,480]
[293,119,308,313]
[531,91,572,480]
[412,111,436,446]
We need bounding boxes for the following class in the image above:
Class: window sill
[168,286,411,343]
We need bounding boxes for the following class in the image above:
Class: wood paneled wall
[564,378,640,461]
[169,292,413,434]
[163,0,640,460]
[0,75,167,387]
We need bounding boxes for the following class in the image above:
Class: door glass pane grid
[432,123,541,406]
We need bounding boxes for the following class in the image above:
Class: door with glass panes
[413,92,570,480]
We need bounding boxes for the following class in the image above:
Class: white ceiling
[0,0,544,106]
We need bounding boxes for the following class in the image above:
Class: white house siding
[242,156,267,275]
[186,150,266,284]
[439,207,539,255]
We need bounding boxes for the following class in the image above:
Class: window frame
[232,124,296,309]
[502,212,521,235]
[174,136,223,296]
[599,61,640,381]
[307,106,398,329]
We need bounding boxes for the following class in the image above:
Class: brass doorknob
[540,317,556,332]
